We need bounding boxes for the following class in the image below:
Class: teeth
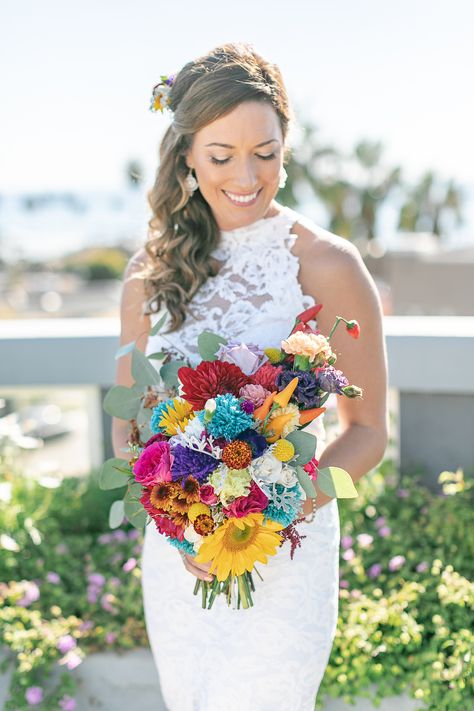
[225,190,258,203]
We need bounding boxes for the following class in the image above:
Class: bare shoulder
[290,215,361,274]
[124,246,151,280]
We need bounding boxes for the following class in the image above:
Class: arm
[298,234,389,511]
[112,249,151,460]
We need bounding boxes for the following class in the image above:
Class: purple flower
[25,686,43,706]
[315,366,349,395]
[127,529,140,540]
[88,573,105,587]
[416,561,429,573]
[79,620,94,632]
[109,576,121,588]
[105,631,117,644]
[342,548,355,561]
[123,557,137,573]
[113,530,127,542]
[215,340,267,375]
[59,695,77,711]
[341,535,353,549]
[397,488,409,498]
[87,590,98,604]
[47,571,61,584]
[389,555,406,571]
[17,581,40,607]
[368,563,382,578]
[339,579,349,588]
[57,634,77,654]
[375,516,386,528]
[98,533,112,544]
[100,593,118,614]
[275,368,321,407]
[378,526,391,538]
[237,428,268,458]
[240,400,255,414]
[171,444,217,482]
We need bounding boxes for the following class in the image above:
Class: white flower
[184,525,203,545]
[277,465,298,488]
[249,450,283,484]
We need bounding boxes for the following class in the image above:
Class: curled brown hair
[141,42,293,333]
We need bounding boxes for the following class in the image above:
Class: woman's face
[185,100,284,231]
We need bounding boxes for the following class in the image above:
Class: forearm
[111,418,132,461]
[314,423,388,511]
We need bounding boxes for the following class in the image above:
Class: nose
[233,159,258,191]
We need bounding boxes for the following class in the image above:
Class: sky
[1,0,473,198]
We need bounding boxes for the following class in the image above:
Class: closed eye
[210,153,276,165]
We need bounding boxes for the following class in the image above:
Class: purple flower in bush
[339,579,349,589]
[57,634,77,654]
[17,581,40,607]
[397,488,409,498]
[375,516,386,528]
[389,555,406,571]
[113,530,127,542]
[105,631,117,644]
[87,590,98,604]
[123,557,137,573]
[171,444,217,482]
[59,651,82,670]
[368,563,382,579]
[315,366,349,394]
[341,535,353,549]
[378,526,391,538]
[127,529,140,540]
[98,533,112,544]
[79,620,94,632]
[416,561,429,573]
[88,573,105,587]
[47,571,61,584]
[25,686,43,706]
[59,695,77,711]
[275,368,321,407]
[342,548,355,561]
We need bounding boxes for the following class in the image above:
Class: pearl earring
[279,166,288,189]
[184,168,199,195]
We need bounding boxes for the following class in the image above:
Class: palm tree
[398,171,464,238]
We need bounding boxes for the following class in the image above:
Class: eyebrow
[204,139,279,148]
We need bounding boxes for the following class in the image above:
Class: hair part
[140,42,294,333]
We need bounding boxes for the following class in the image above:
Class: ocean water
[0,185,473,264]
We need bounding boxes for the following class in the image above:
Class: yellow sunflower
[158,397,195,435]
[194,513,284,582]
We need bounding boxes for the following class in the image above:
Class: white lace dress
[141,205,340,711]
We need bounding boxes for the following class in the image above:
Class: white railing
[1,317,474,485]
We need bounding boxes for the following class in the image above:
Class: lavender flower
[342,548,355,561]
[123,557,137,572]
[88,573,105,587]
[378,526,391,538]
[171,444,217,482]
[59,695,77,711]
[341,535,353,549]
[25,686,43,706]
[215,340,268,375]
[389,555,406,571]
[46,571,61,584]
[17,581,40,607]
[315,366,349,394]
[57,634,77,654]
[368,563,382,578]
[416,561,429,573]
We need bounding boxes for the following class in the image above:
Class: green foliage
[61,248,128,280]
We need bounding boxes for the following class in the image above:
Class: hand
[178,550,215,582]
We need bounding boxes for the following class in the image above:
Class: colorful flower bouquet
[100,304,362,609]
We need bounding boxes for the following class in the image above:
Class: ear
[184,152,194,170]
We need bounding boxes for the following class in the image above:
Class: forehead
[194,101,283,147]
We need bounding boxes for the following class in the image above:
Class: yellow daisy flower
[194,513,284,582]
[158,397,195,436]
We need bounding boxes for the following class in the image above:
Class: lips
[223,188,262,206]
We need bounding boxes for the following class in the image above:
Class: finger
[183,553,212,572]
[182,557,214,582]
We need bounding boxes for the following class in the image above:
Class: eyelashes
[210,153,277,165]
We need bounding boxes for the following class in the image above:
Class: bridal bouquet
[100,304,362,609]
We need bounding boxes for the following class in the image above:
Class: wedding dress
[141,205,340,711]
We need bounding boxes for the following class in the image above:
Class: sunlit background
[1,2,473,708]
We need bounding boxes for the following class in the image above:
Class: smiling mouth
[223,188,262,205]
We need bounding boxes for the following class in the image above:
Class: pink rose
[133,441,173,486]
[223,481,268,518]
[303,456,319,481]
[199,484,218,505]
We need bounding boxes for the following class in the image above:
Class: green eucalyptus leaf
[318,466,358,498]
[296,466,318,498]
[99,458,132,490]
[286,430,317,465]
[147,351,167,361]
[149,311,168,336]
[160,359,187,389]
[115,340,136,360]
[136,406,152,442]
[125,481,143,500]
[197,331,228,361]
[108,499,125,529]
[131,349,162,386]
[124,499,148,529]
[103,385,143,419]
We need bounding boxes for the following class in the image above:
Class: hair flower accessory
[149,74,175,113]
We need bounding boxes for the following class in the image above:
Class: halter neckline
[219,205,293,237]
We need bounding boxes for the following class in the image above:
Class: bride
[112,42,388,711]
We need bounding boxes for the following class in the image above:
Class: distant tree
[397,171,464,238]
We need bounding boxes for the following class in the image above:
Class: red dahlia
[178,360,250,410]
[250,362,283,391]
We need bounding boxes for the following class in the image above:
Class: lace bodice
[146,205,315,366]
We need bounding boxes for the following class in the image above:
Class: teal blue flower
[198,394,254,441]
[262,483,303,527]
[150,398,175,434]
[168,537,196,556]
